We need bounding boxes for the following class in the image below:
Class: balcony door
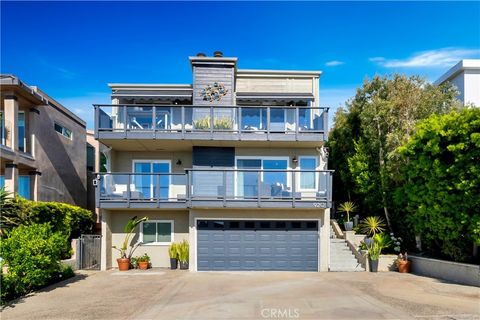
[133,160,170,200]
[236,157,289,199]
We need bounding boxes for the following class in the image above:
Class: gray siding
[193,66,235,105]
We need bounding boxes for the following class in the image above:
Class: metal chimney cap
[196,52,206,57]
[213,51,223,57]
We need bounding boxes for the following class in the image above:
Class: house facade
[95,53,333,271]
[0,75,88,207]
[434,59,480,107]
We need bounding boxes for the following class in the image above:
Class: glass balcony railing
[96,169,333,207]
[94,104,328,138]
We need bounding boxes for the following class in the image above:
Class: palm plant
[337,201,357,222]
[368,233,392,261]
[113,216,148,259]
[359,216,386,237]
[168,243,178,259]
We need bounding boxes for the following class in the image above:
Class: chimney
[196,52,206,57]
[213,51,223,58]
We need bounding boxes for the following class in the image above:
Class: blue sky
[2,1,479,128]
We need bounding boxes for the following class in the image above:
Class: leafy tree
[396,108,480,262]
[329,74,459,231]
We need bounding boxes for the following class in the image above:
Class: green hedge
[0,224,74,303]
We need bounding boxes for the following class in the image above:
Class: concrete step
[329,236,366,272]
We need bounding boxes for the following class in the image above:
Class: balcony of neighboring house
[94,104,329,143]
[95,169,333,209]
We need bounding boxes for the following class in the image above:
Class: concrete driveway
[2,269,479,320]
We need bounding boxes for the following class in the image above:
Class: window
[54,122,72,139]
[0,176,4,188]
[19,176,30,199]
[141,220,173,245]
[18,112,25,152]
[299,157,317,190]
[132,160,170,199]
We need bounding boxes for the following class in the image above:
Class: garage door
[197,220,318,271]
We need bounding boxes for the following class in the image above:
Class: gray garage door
[197,220,318,271]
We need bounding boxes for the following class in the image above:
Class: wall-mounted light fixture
[292,156,298,164]
[176,159,182,166]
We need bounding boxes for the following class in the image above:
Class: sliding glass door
[236,158,289,199]
[133,161,170,200]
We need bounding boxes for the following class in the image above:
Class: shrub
[0,224,69,303]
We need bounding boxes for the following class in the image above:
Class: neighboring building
[434,59,480,106]
[95,52,333,271]
[0,74,87,207]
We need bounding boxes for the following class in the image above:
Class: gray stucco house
[95,52,333,271]
[1,74,88,208]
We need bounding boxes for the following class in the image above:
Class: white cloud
[325,60,345,67]
[370,47,480,68]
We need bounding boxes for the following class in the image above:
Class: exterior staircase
[329,225,365,272]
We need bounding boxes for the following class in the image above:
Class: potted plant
[367,233,392,272]
[177,240,189,270]
[396,252,411,273]
[169,243,178,270]
[112,216,148,271]
[337,201,357,231]
[136,253,150,270]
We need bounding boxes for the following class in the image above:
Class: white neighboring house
[434,59,480,107]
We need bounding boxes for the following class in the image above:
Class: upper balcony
[94,104,328,144]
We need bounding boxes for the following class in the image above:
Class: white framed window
[140,220,174,245]
[298,156,318,191]
[132,160,171,200]
[54,122,72,140]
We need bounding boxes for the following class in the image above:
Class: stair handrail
[330,219,345,239]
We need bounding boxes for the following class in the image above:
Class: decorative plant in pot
[112,216,148,271]
[168,243,178,270]
[367,233,392,272]
[177,240,189,270]
[396,252,411,273]
[136,253,150,270]
[337,201,357,231]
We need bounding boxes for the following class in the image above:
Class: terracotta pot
[398,260,411,273]
[138,261,149,270]
[117,258,130,271]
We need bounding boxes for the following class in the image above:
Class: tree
[396,108,480,262]
[328,74,460,231]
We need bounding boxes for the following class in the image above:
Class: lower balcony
[96,169,333,209]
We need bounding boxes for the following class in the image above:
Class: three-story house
[95,52,333,271]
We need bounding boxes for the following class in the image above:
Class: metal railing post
[187,170,192,207]
[94,105,99,138]
[152,106,156,139]
[181,106,185,139]
[292,170,296,208]
[238,106,242,139]
[123,105,127,138]
[223,170,227,207]
[257,170,261,207]
[127,173,131,208]
[266,106,270,140]
[295,107,299,140]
